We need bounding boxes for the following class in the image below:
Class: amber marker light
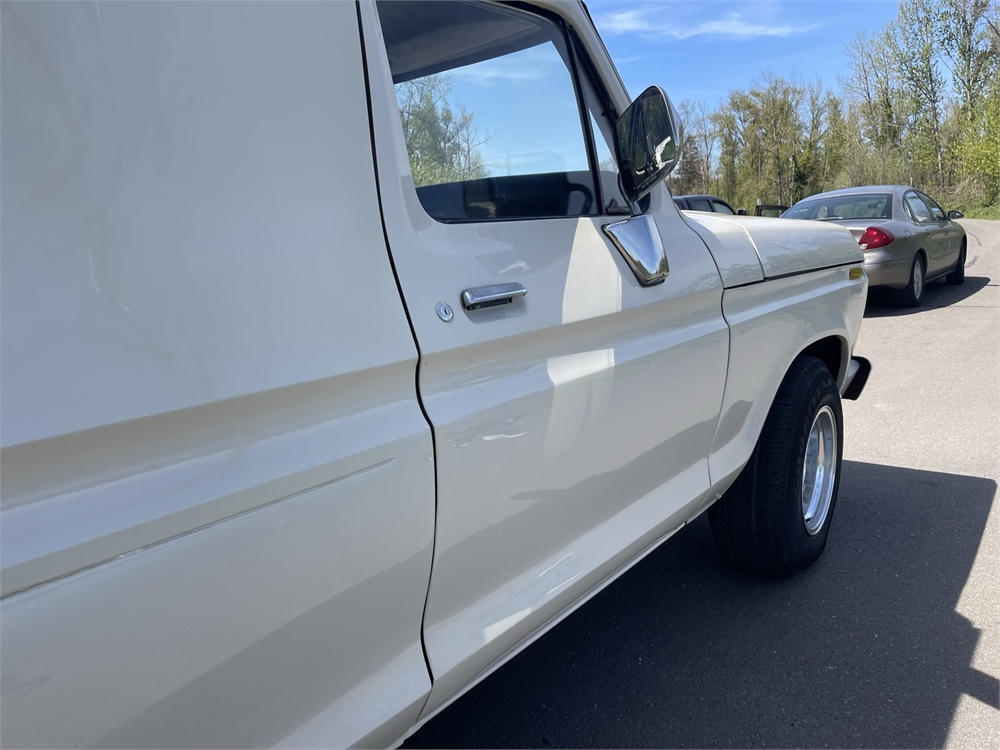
[849,267,864,280]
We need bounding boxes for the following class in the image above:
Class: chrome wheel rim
[913,259,924,299]
[801,405,837,535]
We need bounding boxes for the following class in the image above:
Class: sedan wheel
[895,254,925,307]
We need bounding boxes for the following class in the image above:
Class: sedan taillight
[858,226,894,250]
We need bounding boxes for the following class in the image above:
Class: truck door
[360,0,730,716]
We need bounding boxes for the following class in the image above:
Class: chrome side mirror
[613,86,682,204]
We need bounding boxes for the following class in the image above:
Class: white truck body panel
[686,214,865,280]
[707,267,868,499]
[0,1,869,747]
[2,3,434,747]
[680,213,765,287]
[360,1,730,716]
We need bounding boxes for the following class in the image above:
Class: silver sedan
[783,185,967,307]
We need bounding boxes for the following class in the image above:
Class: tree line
[668,0,999,215]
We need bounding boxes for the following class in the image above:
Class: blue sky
[399,0,904,179]
[587,0,900,106]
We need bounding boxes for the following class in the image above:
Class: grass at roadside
[959,205,1000,220]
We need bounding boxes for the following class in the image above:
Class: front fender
[704,265,867,504]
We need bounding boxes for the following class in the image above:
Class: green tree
[956,81,1000,202]
[821,95,848,188]
[936,0,998,121]
[709,73,822,207]
[842,30,902,149]
[661,0,997,213]
[670,135,704,195]
[894,0,949,185]
[670,100,707,195]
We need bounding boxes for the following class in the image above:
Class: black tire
[708,356,843,577]
[894,253,925,307]
[946,240,966,285]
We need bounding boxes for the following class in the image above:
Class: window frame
[563,19,606,217]
[564,26,627,216]
[381,1,608,225]
[536,8,652,216]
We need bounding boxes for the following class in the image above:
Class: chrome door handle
[461,283,527,311]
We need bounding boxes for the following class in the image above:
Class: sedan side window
[377,1,597,222]
[904,192,934,223]
[918,192,945,221]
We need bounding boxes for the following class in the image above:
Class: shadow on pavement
[404,462,997,749]
[864,276,991,317]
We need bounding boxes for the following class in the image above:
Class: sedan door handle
[461,282,527,311]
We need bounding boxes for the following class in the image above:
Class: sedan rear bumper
[841,356,871,401]
[863,257,909,289]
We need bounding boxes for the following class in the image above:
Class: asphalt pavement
[404,219,999,749]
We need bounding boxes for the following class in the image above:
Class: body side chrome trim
[602,214,669,286]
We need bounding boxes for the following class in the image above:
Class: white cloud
[451,45,555,86]
[451,63,547,85]
[597,8,821,40]
[599,9,647,35]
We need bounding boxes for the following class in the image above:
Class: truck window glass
[590,111,629,211]
[376,0,597,222]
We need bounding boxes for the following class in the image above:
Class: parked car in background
[3,0,871,747]
[674,194,745,214]
[755,204,788,217]
[782,186,966,307]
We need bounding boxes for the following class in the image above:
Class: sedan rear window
[783,194,893,221]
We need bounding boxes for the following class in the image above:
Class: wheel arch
[799,334,850,389]
[701,335,849,521]
[707,355,844,577]
[700,268,866,517]
[956,237,967,267]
